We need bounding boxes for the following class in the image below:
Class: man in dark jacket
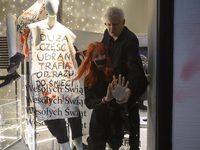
[101,6,148,150]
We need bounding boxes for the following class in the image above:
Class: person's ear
[122,19,125,25]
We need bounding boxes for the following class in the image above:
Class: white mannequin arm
[6,14,17,58]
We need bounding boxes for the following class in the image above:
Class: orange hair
[74,42,114,89]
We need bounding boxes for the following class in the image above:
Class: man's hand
[116,88,131,104]
[111,74,129,101]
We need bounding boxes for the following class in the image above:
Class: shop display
[28,11,82,122]
[13,0,47,60]
[0,0,47,89]
[1,0,85,150]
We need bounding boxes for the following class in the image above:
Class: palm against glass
[111,74,129,100]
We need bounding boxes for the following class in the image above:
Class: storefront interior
[0,0,148,150]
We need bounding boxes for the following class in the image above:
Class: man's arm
[126,38,143,94]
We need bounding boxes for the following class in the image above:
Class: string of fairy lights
[0,0,126,36]
[62,0,126,33]
[0,0,126,100]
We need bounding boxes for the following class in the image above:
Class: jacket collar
[117,26,127,41]
[108,26,127,42]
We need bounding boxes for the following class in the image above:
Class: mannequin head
[45,0,59,17]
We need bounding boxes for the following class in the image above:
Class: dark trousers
[45,114,82,144]
[128,103,140,150]
[87,136,122,150]
[87,109,124,150]
[45,119,69,144]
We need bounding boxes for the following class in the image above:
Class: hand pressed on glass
[111,74,129,101]
[102,83,114,103]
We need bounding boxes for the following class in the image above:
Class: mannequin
[28,0,83,149]
[0,0,47,88]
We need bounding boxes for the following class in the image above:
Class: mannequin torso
[27,0,81,121]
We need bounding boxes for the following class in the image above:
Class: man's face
[105,16,125,40]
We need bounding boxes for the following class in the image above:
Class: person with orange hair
[75,42,128,150]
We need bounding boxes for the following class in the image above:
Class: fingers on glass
[125,81,129,88]
[113,74,127,87]
[113,75,117,85]
[122,76,125,86]
[118,74,122,85]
